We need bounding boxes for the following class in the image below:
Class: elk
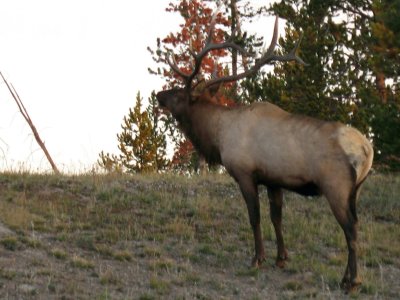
[156,13,373,292]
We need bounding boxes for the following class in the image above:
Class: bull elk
[156,13,373,292]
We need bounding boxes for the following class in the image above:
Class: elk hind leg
[267,187,288,268]
[325,182,361,292]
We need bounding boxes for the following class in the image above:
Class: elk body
[157,15,373,292]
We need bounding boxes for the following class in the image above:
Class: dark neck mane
[178,101,227,165]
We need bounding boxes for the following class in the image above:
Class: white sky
[0,0,276,173]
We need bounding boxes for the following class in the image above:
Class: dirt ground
[0,219,399,300]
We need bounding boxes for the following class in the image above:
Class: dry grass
[0,171,398,299]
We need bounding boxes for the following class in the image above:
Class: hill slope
[0,172,399,299]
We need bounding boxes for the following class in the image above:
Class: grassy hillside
[0,172,398,299]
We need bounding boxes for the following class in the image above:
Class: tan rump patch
[337,126,373,182]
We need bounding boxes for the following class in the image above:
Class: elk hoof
[275,249,289,268]
[340,277,361,293]
[251,255,266,268]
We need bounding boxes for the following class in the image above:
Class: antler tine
[188,39,196,59]
[288,34,308,65]
[264,16,279,56]
[167,53,191,80]
[259,32,308,66]
[261,17,308,66]
[211,61,218,79]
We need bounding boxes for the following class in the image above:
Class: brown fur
[156,88,373,292]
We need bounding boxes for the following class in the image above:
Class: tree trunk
[376,72,387,104]
[198,155,207,175]
[230,0,239,101]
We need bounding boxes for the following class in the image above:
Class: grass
[71,255,95,269]
[0,236,18,251]
[50,248,68,260]
[99,268,119,285]
[0,171,398,299]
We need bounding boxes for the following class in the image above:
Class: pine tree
[146,91,169,171]
[98,92,169,173]
[97,151,121,173]
[241,1,357,123]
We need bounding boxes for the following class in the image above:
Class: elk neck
[177,100,228,165]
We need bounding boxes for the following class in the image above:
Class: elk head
[157,88,189,118]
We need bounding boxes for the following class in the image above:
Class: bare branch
[0,71,60,174]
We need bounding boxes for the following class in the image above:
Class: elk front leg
[237,177,265,268]
[267,187,288,268]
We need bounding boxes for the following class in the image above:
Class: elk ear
[190,79,206,101]
[191,82,221,102]
[207,83,221,97]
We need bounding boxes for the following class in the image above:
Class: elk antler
[166,4,254,91]
[167,8,306,91]
[204,16,307,89]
